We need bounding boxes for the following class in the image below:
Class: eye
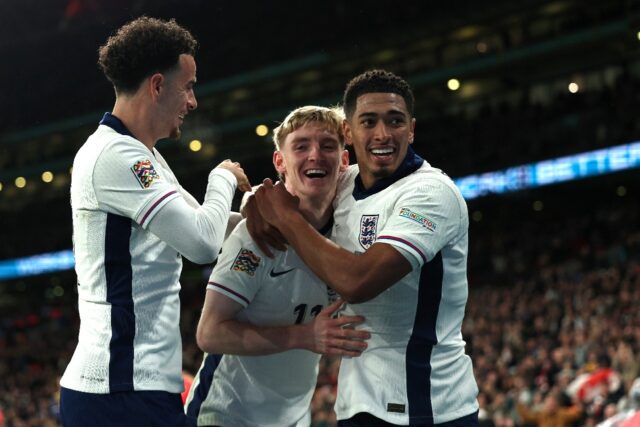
[360,118,375,127]
[389,117,406,126]
[321,141,338,151]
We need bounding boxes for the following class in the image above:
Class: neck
[299,197,334,230]
[112,94,157,150]
[286,183,335,230]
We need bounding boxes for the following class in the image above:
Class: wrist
[286,324,309,351]
[276,209,306,239]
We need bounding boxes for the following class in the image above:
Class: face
[157,54,198,139]
[274,123,348,201]
[344,92,415,189]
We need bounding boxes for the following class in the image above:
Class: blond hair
[273,106,344,150]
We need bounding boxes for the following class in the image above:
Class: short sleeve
[206,224,267,308]
[93,139,180,227]
[376,177,468,266]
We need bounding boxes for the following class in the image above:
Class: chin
[169,127,182,139]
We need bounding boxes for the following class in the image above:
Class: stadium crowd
[1,48,639,427]
[1,188,637,426]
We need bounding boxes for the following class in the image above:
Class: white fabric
[61,123,236,394]
[332,162,479,425]
[185,221,329,427]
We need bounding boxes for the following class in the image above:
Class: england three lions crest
[359,215,379,250]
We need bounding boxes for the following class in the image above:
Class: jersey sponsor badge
[359,214,379,250]
[398,207,437,232]
[387,403,406,413]
[131,159,160,189]
[231,248,261,276]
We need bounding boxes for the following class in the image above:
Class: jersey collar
[100,112,136,139]
[352,146,425,200]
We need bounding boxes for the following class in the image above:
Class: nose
[187,89,198,111]
[373,121,390,141]
[307,144,321,161]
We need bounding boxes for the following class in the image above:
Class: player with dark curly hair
[60,17,250,427]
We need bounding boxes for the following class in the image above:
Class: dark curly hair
[98,17,198,94]
[343,69,415,119]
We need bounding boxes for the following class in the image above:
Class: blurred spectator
[516,390,582,427]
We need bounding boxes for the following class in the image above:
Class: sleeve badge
[231,248,261,276]
[399,207,437,232]
[131,159,160,189]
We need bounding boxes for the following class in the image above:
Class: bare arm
[242,189,287,257]
[254,180,412,303]
[196,290,370,356]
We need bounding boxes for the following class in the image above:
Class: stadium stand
[1,0,639,425]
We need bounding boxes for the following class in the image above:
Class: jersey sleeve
[92,138,179,226]
[376,176,468,267]
[206,223,268,308]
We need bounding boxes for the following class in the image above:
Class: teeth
[305,169,327,177]
[371,147,394,155]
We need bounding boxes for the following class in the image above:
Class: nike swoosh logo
[269,267,295,277]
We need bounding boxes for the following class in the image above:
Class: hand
[217,159,252,192]
[243,192,288,257]
[304,299,370,357]
[254,179,299,228]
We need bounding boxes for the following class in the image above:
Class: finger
[262,231,287,252]
[329,339,368,353]
[334,315,366,326]
[238,179,252,193]
[255,239,275,258]
[338,329,371,340]
[271,227,288,246]
[265,234,287,252]
[321,299,345,316]
[262,178,274,187]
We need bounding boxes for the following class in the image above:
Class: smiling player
[185,106,370,427]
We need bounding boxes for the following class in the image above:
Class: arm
[147,167,239,264]
[241,188,287,257]
[196,290,370,356]
[94,140,251,264]
[254,180,412,303]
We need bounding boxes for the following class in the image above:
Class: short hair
[98,17,198,94]
[343,69,415,119]
[273,106,345,150]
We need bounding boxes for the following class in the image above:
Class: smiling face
[157,54,198,139]
[344,92,415,189]
[274,122,348,203]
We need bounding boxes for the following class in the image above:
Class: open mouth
[304,169,328,179]
[370,147,395,157]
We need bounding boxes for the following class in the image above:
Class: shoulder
[223,220,277,264]
[336,164,359,197]
[410,163,465,201]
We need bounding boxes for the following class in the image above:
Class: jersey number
[294,304,323,324]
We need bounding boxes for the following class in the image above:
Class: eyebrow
[290,134,339,144]
[357,110,406,118]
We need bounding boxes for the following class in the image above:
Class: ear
[342,119,353,146]
[408,117,416,144]
[273,150,286,176]
[339,147,349,172]
[148,73,164,100]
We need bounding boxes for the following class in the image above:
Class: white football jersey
[332,148,479,424]
[61,113,234,394]
[185,220,333,427]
